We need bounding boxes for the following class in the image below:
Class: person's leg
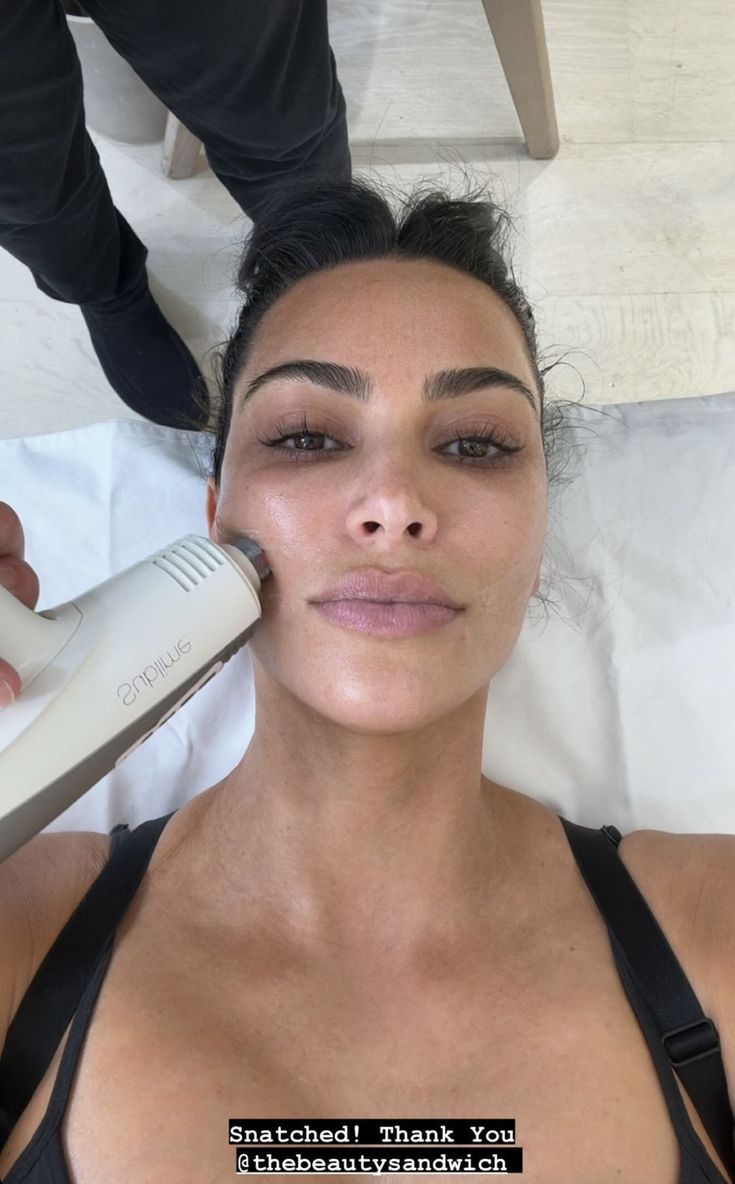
[0,0,208,430]
[81,0,352,223]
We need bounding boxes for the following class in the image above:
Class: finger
[0,502,25,563]
[0,557,39,611]
[0,658,20,706]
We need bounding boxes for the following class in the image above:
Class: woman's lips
[311,599,460,638]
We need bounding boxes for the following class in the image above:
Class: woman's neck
[186,677,537,961]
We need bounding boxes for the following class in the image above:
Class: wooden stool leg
[479,0,560,159]
[161,112,203,179]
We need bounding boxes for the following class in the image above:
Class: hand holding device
[0,509,271,865]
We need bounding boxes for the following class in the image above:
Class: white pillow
[1,392,734,838]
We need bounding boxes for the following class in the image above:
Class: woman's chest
[1,917,718,1184]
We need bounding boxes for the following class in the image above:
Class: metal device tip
[230,538,271,582]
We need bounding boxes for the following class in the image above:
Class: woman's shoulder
[0,829,113,1042]
[615,826,735,963]
[617,825,735,938]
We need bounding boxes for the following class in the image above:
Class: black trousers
[0,0,351,311]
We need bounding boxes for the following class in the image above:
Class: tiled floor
[1,0,733,438]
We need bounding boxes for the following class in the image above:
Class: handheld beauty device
[0,534,270,866]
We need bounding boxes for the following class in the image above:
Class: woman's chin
[301,683,464,734]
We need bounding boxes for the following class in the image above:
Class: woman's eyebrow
[238,359,539,418]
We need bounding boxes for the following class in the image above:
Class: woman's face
[207,258,548,733]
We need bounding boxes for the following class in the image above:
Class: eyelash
[257,416,522,467]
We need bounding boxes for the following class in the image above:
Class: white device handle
[0,534,269,864]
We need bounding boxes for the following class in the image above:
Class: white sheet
[1,391,734,838]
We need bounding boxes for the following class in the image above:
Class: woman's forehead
[248,260,527,375]
[260,256,504,313]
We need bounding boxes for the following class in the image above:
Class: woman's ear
[205,477,218,542]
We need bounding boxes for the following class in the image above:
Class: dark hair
[189,172,587,617]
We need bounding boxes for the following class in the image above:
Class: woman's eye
[257,418,522,466]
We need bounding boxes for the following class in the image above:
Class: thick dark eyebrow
[238,359,539,418]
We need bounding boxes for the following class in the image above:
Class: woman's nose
[346,486,439,544]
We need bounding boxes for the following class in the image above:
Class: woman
[0,175,733,1184]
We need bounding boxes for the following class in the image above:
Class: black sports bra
[0,812,733,1183]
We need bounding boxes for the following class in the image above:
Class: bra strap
[559,815,735,1181]
[0,812,174,1128]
